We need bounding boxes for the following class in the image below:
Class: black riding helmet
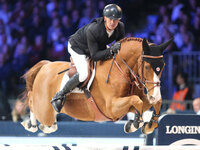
[103,4,122,20]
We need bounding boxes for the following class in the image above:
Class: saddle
[58,57,112,122]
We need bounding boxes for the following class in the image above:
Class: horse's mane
[119,37,143,44]
[120,37,156,47]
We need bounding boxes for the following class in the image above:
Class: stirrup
[51,93,66,113]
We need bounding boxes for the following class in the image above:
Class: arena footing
[1,144,200,150]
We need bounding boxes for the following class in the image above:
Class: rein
[115,51,162,94]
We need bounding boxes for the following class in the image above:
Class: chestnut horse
[21,37,173,134]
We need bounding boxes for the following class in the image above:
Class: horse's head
[141,38,173,104]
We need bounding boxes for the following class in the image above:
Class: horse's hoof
[21,120,38,133]
[124,120,143,133]
[39,123,58,134]
[124,120,133,133]
[134,120,144,129]
[141,122,153,135]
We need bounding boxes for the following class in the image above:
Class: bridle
[115,51,162,94]
[141,54,163,93]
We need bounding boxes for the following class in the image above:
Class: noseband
[115,51,162,94]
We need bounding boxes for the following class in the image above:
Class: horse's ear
[158,37,174,53]
[142,38,151,55]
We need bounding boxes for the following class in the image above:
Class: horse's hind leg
[21,111,38,132]
[21,91,38,132]
[36,103,58,133]
[36,104,58,134]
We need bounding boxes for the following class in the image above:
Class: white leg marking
[30,111,37,126]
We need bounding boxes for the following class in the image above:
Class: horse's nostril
[150,96,155,100]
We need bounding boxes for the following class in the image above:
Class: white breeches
[68,42,88,82]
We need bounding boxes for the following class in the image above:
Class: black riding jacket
[69,17,125,61]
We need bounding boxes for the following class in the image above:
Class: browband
[142,55,163,59]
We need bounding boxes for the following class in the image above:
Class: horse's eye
[145,65,149,70]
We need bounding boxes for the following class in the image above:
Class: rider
[51,4,125,112]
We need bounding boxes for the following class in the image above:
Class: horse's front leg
[124,109,144,133]
[109,95,144,133]
[141,99,162,134]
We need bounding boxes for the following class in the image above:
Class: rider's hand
[110,42,121,55]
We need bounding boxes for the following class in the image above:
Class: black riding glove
[110,42,121,55]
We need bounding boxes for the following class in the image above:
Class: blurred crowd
[147,0,200,53]
[0,0,142,100]
[0,0,200,121]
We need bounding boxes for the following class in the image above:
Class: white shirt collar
[106,30,114,38]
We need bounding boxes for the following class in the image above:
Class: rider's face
[104,16,120,31]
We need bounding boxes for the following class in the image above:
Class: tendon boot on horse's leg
[51,73,80,112]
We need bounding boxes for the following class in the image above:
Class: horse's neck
[119,41,142,75]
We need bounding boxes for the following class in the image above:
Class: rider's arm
[86,28,113,61]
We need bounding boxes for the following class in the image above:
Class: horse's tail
[21,60,50,104]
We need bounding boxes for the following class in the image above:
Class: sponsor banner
[157,114,200,145]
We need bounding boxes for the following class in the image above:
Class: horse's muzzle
[148,95,160,105]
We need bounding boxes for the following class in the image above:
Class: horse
[21,37,173,134]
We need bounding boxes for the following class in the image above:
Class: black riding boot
[51,73,80,112]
